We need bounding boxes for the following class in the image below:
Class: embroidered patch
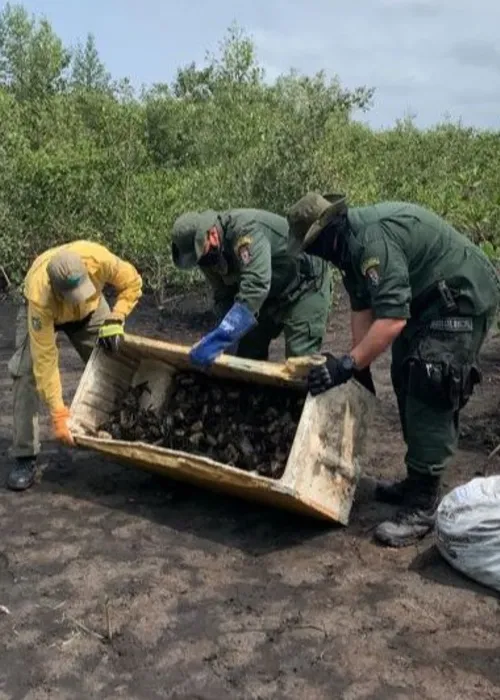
[238,244,251,266]
[365,266,380,288]
[31,316,42,331]
[361,257,380,276]
[429,317,474,332]
[235,236,253,266]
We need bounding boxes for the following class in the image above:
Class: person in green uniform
[286,192,500,548]
[170,208,333,366]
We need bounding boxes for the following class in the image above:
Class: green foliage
[1,6,500,302]
[0,3,70,100]
[71,33,111,92]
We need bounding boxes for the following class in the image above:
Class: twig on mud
[63,613,105,641]
[157,294,186,311]
[400,600,439,627]
[0,266,11,289]
[288,623,328,638]
[50,631,81,649]
[104,597,112,641]
[0,604,11,615]
[223,623,328,638]
[475,441,500,478]
[61,632,82,648]
[487,442,500,460]
[350,539,370,566]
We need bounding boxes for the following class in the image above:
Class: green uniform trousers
[8,297,110,459]
[236,271,332,360]
[391,311,495,477]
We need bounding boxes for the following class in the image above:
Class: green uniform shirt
[200,209,329,317]
[341,202,500,319]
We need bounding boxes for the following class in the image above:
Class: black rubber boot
[6,457,37,491]
[374,474,441,548]
[374,477,410,505]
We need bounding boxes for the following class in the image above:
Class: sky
[17,0,500,130]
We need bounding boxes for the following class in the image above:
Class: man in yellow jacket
[7,240,142,491]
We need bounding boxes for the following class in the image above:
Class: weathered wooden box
[69,334,375,524]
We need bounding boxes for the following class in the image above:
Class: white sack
[436,476,500,593]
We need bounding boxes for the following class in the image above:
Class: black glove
[97,319,124,353]
[307,353,355,396]
[353,366,376,396]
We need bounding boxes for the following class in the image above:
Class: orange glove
[51,406,75,446]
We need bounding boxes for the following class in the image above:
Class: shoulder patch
[361,257,380,276]
[31,316,42,331]
[235,235,253,266]
[365,267,380,288]
[361,256,381,289]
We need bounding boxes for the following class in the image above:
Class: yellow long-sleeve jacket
[24,240,142,413]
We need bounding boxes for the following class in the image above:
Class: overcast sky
[19,0,500,129]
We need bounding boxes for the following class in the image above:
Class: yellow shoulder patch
[234,235,253,253]
[361,257,380,276]
[234,235,253,266]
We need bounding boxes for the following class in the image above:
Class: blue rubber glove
[189,302,257,367]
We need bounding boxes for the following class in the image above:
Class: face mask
[198,248,222,268]
[306,216,350,267]
[198,249,230,276]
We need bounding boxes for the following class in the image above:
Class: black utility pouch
[403,316,477,411]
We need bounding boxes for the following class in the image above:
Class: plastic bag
[436,476,500,592]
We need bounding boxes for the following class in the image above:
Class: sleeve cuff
[49,399,66,415]
[373,304,411,319]
[109,309,126,322]
[350,300,372,312]
[234,295,263,316]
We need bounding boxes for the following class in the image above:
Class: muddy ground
[1,289,500,700]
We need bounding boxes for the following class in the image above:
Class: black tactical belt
[411,279,459,317]
[55,312,93,334]
[428,317,473,332]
